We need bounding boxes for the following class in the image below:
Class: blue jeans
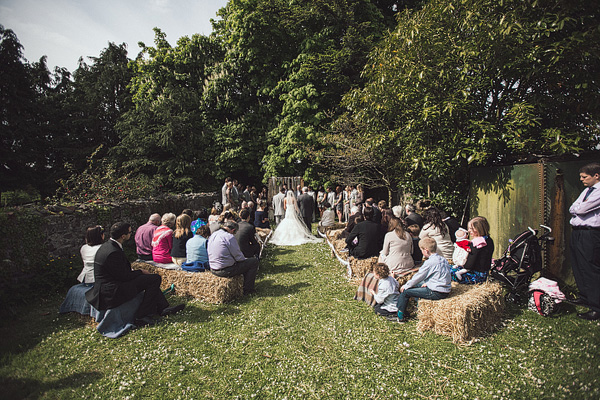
[396,287,449,317]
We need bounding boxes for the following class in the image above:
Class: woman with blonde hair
[171,214,193,266]
[152,212,176,264]
[379,217,415,277]
[450,216,494,284]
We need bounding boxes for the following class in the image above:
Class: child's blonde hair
[419,237,437,253]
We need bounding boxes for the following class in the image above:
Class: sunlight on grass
[1,240,599,399]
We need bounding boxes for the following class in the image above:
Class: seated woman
[152,213,176,264]
[186,225,211,266]
[379,217,415,277]
[253,199,270,229]
[419,207,454,260]
[450,216,494,284]
[318,201,336,232]
[171,214,193,266]
[77,225,105,286]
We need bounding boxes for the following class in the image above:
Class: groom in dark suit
[298,187,315,233]
[86,221,184,326]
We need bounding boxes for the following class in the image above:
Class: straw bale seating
[132,261,243,304]
[349,256,379,278]
[318,223,346,235]
[416,281,505,344]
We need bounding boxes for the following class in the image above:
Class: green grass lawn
[1,239,599,399]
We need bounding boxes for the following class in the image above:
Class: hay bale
[332,239,349,258]
[319,223,346,235]
[349,256,378,278]
[132,262,243,304]
[327,228,346,241]
[256,228,271,243]
[416,281,505,344]
[395,270,418,287]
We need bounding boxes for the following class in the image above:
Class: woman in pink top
[152,213,176,263]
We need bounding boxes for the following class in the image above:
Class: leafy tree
[114,30,224,191]
[0,26,40,195]
[336,0,600,211]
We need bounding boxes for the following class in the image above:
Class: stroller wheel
[505,291,525,304]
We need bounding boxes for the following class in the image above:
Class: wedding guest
[208,221,260,295]
[191,208,208,234]
[355,184,365,206]
[208,207,220,224]
[419,207,454,260]
[235,208,260,258]
[379,217,415,277]
[405,204,424,228]
[152,213,176,264]
[318,202,336,232]
[186,225,211,265]
[171,214,193,266]
[369,263,400,320]
[450,216,494,284]
[334,185,344,222]
[345,207,384,259]
[77,225,105,285]
[135,213,161,261]
[254,200,270,229]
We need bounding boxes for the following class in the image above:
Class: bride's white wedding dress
[270,193,322,246]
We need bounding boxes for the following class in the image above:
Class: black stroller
[489,225,554,302]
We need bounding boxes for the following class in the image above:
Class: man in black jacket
[235,208,261,259]
[345,207,383,259]
[85,222,184,326]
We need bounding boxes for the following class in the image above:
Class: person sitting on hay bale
[318,201,336,233]
[407,224,423,265]
[345,207,383,259]
[450,216,494,284]
[235,208,261,259]
[368,263,400,321]
[208,221,260,296]
[152,213,176,265]
[171,214,194,267]
[186,225,211,265]
[135,213,161,261]
[395,237,451,322]
[378,217,415,278]
[86,222,185,327]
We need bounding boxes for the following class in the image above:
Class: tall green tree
[334,0,600,210]
[114,30,224,191]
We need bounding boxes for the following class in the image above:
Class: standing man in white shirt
[569,162,600,321]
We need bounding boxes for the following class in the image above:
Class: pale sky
[0,0,229,72]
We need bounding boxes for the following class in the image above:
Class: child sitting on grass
[396,237,451,322]
[369,263,400,321]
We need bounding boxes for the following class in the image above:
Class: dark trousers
[373,304,396,317]
[133,273,170,318]
[137,253,153,261]
[571,229,600,312]
[396,287,449,317]
[211,258,259,294]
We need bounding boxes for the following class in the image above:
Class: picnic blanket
[354,272,379,306]
[59,283,143,338]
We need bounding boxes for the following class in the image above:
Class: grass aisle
[1,238,600,399]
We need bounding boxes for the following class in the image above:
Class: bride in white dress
[270,191,322,246]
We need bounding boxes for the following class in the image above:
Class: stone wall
[38,193,217,258]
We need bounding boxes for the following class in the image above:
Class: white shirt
[77,244,101,283]
[570,181,600,228]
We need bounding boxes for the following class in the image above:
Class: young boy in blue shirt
[396,237,451,322]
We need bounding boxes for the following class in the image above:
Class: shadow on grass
[260,263,312,275]
[1,371,103,399]
[253,279,311,298]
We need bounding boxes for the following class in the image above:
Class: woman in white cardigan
[77,225,105,285]
[419,207,454,260]
[379,217,415,277]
